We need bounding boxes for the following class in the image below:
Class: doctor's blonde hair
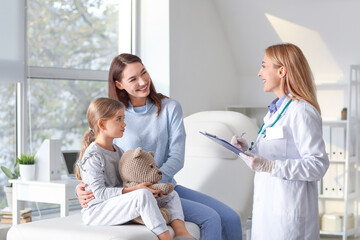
[265,43,321,114]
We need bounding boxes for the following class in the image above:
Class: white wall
[136,0,170,96]
[169,0,240,117]
[138,0,360,117]
[213,0,360,108]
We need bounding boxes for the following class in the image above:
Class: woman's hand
[77,182,94,208]
[122,182,163,198]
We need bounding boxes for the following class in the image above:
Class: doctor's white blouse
[251,96,329,240]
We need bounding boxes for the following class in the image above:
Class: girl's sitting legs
[83,189,168,236]
[175,185,242,240]
[83,188,195,240]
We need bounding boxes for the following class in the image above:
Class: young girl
[75,97,196,240]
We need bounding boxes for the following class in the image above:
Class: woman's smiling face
[115,62,151,107]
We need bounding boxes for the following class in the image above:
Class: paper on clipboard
[199,131,248,156]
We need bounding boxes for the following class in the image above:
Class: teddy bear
[119,147,174,224]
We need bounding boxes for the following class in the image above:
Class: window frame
[18,0,136,156]
[0,0,136,213]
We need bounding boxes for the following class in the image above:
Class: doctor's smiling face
[258,55,284,98]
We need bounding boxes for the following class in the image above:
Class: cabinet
[318,65,360,240]
[9,177,80,225]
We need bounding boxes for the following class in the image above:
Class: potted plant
[17,154,36,181]
[1,160,19,209]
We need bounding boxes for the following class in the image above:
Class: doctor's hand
[239,152,275,173]
[231,135,249,152]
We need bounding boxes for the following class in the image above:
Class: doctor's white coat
[251,97,329,240]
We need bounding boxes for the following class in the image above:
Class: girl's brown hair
[108,53,167,116]
[75,97,125,180]
[266,43,321,114]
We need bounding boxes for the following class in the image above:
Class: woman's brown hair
[265,43,321,114]
[75,97,125,180]
[108,53,167,116]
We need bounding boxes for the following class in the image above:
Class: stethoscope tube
[249,99,293,151]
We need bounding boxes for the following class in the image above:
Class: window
[0,83,16,208]
[0,0,133,210]
[27,78,107,151]
[0,83,16,164]
[28,0,132,70]
[27,0,132,153]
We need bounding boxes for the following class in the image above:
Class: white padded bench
[7,214,200,240]
[7,111,258,240]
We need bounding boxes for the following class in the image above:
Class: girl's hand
[122,182,163,198]
[77,182,94,208]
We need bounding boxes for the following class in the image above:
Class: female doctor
[231,43,329,240]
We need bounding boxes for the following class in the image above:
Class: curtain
[0,0,25,82]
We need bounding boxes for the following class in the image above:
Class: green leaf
[14,158,20,176]
[14,160,19,176]
[1,166,16,179]
[18,154,35,165]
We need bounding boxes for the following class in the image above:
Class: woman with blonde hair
[231,43,329,239]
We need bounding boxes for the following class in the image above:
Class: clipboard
[199,131,248,156]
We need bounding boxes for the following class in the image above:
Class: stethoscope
[248,99,292,151]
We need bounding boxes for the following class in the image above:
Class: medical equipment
[248,99,293,151]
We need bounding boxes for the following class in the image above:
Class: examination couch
[7,111,258,240]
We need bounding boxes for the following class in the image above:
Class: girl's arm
[158,101,186,182]
[81,153,123,201]
[76,181,163,208]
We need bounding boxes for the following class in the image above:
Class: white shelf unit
[318,65,360,240]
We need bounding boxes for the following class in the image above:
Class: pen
[205,132,217,138]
